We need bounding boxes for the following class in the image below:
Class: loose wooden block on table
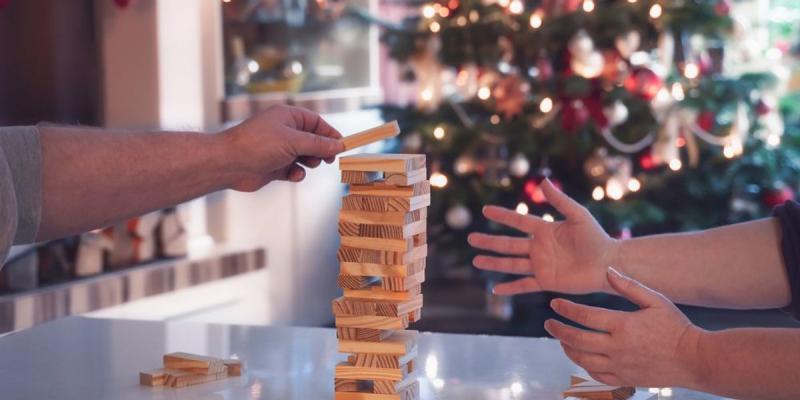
[338,220,426,240]
[340,154,426,174]
[339,208,426,227]
[339,259,426,278]
[332,295,423,318]
[337,330,418,355]
[340,121,401,151]
[163,352,225,374]
[337,244,427,265]
[140,369,170,387]
[348,181,430,198]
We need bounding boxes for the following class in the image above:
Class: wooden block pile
[334,153,429,400]
[563,375,635,400]
[139,352,243,388]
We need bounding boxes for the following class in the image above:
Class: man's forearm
[38,126,236,240]
[688,328,800,400]
[613,219,790,309]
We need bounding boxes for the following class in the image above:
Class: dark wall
[0,0,99,126]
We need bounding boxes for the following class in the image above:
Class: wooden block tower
[333,153,429,400]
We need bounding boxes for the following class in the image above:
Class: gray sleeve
[0,126,42,244]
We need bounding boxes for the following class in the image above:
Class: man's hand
[546,267,704,388]
[467,179,619,295]
[221,105,345,191]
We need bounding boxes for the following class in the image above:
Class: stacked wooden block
[563,375,636,399]
[333,153,429,400]
[139,352,243,388]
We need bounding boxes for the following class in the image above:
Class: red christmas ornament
[756,99,773,116]
[114,0,131,8]
[624,67,663,101]
[763,187,795,208]
[696,111,715,132]
[714,0,731,16]
[639,153,655,170]
[523,180,547,204]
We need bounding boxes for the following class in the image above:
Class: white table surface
[0,317,723,400]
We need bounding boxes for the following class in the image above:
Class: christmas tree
[354,0,799,280]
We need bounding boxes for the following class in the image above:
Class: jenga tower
[333,153,429,400]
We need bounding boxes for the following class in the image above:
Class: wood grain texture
[341,236,415,253]
[139,369,168,387]
[380,271,426,292]
[341,194,430,213]
[348,181,430,198]
[563,382,636,399]
[348,347,417,370]
[344,284,421,302]
[339,153,426,173]
[341,170,427,186]
[340,121,401,151]
[338,220,426,239]
[342,171,384,184]
[335,362,407,381]
[336,327,393,342]
[339,208,426,226]
[163,367,229,388]
[339,259,426,278]
[335,314,410,330]
[224,359,243,376]
[337,330,418,355]
[338,275,381,289]
[373,374,417,395]
[332,295,423,317]
[335,380,419,400]
[408,308,422,323]
[337,245,427,265]
[335,378,366,392]
[163,352,225,374]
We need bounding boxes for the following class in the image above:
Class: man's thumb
[292,130,344,158]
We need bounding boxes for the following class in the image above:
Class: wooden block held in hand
[338,330,418,355]
[340,154,425,173]
[340,121,401,151]
[163,352,225,374]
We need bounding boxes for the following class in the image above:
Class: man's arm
[615,219,791,309]
[468,179,792,310]
[36,105,344,241]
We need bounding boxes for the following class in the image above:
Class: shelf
[0,247,266,334]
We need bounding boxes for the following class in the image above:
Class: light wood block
[570,374,591,386]
[563,382,635,399]
[342,170,385,184]
[224,359,243,376]
[373,375,417,395]
[335,378,365,392]
[338,220,426,240]
[339,260,425,278]
[341,236,417,253]
[335,362,407,381]
[338,330,418,355]
[341,170,427,186]
[336,327,393,342]
[338,245,427,265]
[340,154,426,173]
[338,275,381,289]
[163,352,225,374]
[163,367,229,388]
[408,309,422,323]
[332,295,423,318]
[349,181,430,198]
[344,284,421,302]
[342,194,430,213]
[335,380,419,400]
[339,208,426,226]
[347,347,418,370]
[380,271,425,292]
[139,369,169,387]
[340,121,401,151]
[336,314,410,330]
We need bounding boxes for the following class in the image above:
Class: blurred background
[2,0,800,337]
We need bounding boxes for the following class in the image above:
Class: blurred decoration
[352,0,800,280]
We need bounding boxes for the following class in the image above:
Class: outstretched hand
[545,268,703,388]
[467,178,619,295]
[222,105,345,191]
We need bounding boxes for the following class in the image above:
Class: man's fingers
[550,298,623,333]
[587,371,624,387]
[467,233,529,256]
[292,130,345,158]
[287,106,342,139]
[492,277,542,295]
[541,178,589,221]
[299,156,322,169]
[560,343,612,374]
[472,255,532,275]
[544,319,612,353]
[482,205,545,234]
[606,267,663,308]
[287,164,306,182]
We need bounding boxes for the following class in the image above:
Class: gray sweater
[0,126,42,266]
